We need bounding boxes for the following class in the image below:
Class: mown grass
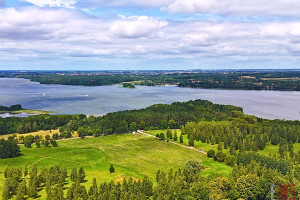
[0,133,232,199]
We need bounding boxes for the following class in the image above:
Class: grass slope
[0,133,231,199]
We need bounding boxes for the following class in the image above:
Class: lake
[0,78,299,120]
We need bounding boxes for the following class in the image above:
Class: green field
[0,133,231,199]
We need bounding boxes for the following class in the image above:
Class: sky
[0,0,300,70]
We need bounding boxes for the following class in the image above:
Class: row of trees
[0,104,22,112]
[3,159,297,200]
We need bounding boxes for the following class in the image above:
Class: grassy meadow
[0,132,231,199]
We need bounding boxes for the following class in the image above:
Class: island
[0,104,54,115]
[122,82,136,88]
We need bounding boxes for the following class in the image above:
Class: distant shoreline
[0,109,55,115]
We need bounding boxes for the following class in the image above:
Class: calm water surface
[0,78,299,120]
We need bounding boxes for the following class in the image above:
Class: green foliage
[122,83,136,88]
[166,127,172,139]
[0,138,20,158]
[173,130,178,141]
[189,135,194,146]
[207,150,215,158]
[180,133,183,143]
[70,168,77,182]
[78,167,86,183]
[225,155,236,167]
[237,152,292,175]
[0,104,22,112]
[215,151,227,162]
[109,164,115,173]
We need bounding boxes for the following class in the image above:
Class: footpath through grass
[0,133,232,199]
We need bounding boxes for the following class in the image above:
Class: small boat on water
[43,93,46,96]
[75,94,89,97]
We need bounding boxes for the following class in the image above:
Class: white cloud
[109,15,168,38]
[0,6,300,68]
[78,0,173,8]
[23,0,77,8]
[165,0,300,17]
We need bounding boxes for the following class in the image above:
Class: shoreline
[0,109,55,115]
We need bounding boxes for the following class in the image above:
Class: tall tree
[110,164,115,173]
[78,167,86,183]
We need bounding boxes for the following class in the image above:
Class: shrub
[207,150,216,158]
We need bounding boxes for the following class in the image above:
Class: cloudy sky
[0,0,300,70]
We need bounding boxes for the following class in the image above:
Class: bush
[214,152,227,162]
[207,150,216,158]
[225,155,236,166]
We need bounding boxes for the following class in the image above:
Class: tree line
[4,71,300,91]
[2,159,298,200]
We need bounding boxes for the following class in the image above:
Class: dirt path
[137,130,207,155]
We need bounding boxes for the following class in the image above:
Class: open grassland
[0,133,231,199]
[0,130,60,140]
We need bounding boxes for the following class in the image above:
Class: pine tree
[180,133,183,143]
[16,180,26,200]
[173,130,178,141]
[288,141,294,158]
[70,168,77,182]
[89,178,98,198]
[142,176,153,197]
[279,139,288,158]
[45,180,52,197]
[166,127,172,139]
[189,135,194,146]
[27,178,38,198]
[49,185,64,200]
[24,166,28,177]
[217,142,223,152]
[110,164,115,173]
[78,167,86,183]
[2,184,9,200]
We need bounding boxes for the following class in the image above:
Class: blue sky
[0,0,300,70]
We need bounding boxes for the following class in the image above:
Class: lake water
[0,78,299,120]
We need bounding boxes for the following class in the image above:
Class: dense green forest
[1,71,300,90]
